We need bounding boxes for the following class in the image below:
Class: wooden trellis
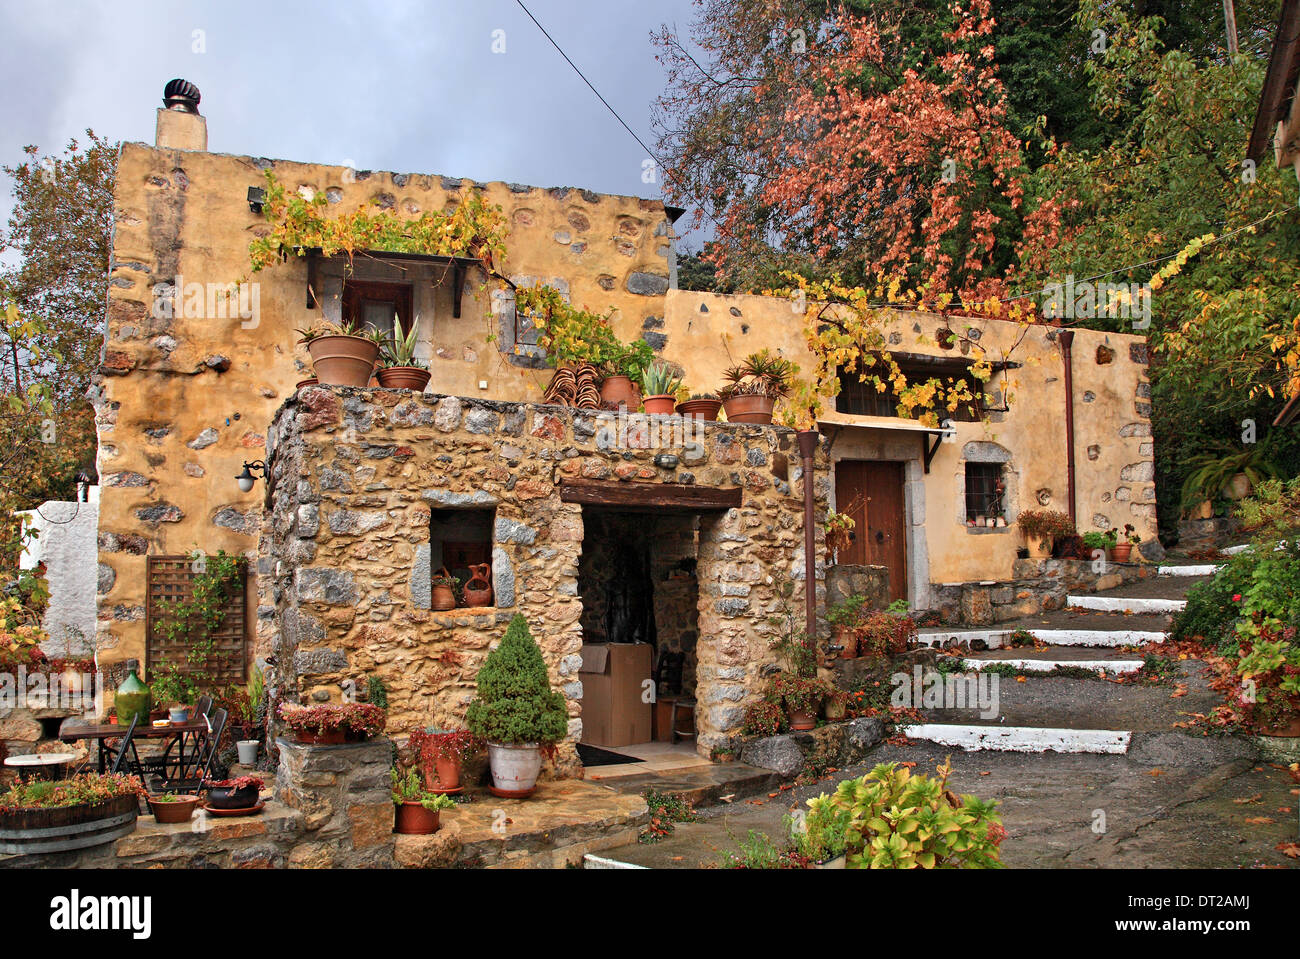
[145,555,248,686]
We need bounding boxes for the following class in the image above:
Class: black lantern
[235,460,266,493]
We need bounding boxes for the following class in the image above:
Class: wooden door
[834,460,908,603]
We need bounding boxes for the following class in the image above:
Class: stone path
[598,562,1300,868]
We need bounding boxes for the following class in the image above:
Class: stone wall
[264,387,827,762]
[928,558,1159,625]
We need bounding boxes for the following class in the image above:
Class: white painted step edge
[1067,595,1186,613]
[958,658,1145,675]
[918,628,1165,648]
[583,854,648,869]
[1157,564,1220,576]
[905,724,1131,754]
[1221,544,1251,555]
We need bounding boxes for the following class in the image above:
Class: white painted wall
[18,488,99,658]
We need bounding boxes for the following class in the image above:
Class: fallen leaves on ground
[1233,794,1263,805]
[1244,816,1275,825]
[1147,768,1164,777]
[1171,684,1188,698]
[1276,843,1300,859]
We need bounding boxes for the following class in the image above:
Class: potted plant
[794,795,853,868]
[1015,509,1074,559]
[431,568,459,611]
[147,792,202,824]
[297,319,381,388]
[410,728,482,793]
[1081,529,1118,558]
[202,775,263,811]
[148,664,198,722]
[1111,524,1141,563]
[376,318,431,391]
[278,702,387,744]
[719,350,794,424]
[826,593,870,659]
[823,510,856,562]
[641,361,683,415]
[392,767,456,835]
[857,608,918,658]
[676,392,722,421]
[1181,446,1282,516]
[0,772,146,855]
[599,338,655,409]
[769,674,831,731]
[466,614,568,798]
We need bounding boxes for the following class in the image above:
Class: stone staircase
[910,559,1218,755]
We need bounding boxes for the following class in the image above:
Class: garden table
[3,752,79,781]
[59,718,210,778]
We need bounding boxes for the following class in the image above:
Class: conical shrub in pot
[466,614,568,798]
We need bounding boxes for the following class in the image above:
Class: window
[835,361,984,422]
[964,463,1005,522]
[431,508,494,605]
[342,280,412,338]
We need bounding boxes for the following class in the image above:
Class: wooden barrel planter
[0,794,139,855]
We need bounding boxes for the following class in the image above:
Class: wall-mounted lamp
[248,186,266,214]
[236,460,266,493]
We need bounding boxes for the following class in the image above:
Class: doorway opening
[576,508,706,775]
[834,459,909,604]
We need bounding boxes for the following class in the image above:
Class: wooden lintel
[559,478,742,510]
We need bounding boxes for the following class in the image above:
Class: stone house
[89,83,1156,762]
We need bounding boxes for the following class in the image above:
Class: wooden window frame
[341,280,413,335]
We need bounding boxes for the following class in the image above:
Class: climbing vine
[151,550,243,700]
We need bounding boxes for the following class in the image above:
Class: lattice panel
[146,556,248,686]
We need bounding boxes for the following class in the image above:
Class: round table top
[3,753,78,767]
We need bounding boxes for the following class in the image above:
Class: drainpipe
[1059,330,1077,525]
[797,429,820,641]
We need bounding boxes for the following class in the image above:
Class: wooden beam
[559,478,741,510]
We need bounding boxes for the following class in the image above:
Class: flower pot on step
[394,801,442,835]
[722,394,775,424]
[599,375,640,410]
[307,335,380,387]
[486,742,542,798]
[643,394,677,415]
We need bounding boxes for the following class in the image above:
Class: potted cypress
[466,614,568,798]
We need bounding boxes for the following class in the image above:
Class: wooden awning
[559,479,741,511]
[297,247,484,318]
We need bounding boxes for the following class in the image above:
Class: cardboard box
[579,643,652,747]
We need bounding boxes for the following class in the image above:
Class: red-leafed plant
[278,702,386,740]
[202,776,264,791]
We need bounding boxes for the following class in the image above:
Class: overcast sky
[0,0,707,250]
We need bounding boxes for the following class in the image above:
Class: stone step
[1067,595,1186,613]
[919,626,1165,648]
[904,723,1131,754]
[959,646,1144,675]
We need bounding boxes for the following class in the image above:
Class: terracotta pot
[599,375,641,410]
[376,366,431,391]
[824,698,847,722]
[148,794,200,824]
[1110,543,1133,563]
[1025,534,1052,559]
[307,335,380,387]
[425,755,461,792]
[295,377,318,390]
[676,398,722,421]
[1222,472,1253,500]
[394,801,441,836]
[463,562,493,607]
[432,566,456,611]
[1194,500,1214,520]
[723,394,775,424]
[787,708,817,732]
[643,394,677,415]
[835,625,858,659]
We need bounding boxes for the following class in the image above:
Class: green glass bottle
[115,669,151,726]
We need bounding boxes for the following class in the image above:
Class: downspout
[1059,331,1077,525]
[797,429,820,641]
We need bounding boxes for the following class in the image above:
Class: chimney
[155,79,207,151]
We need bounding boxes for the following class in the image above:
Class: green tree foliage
[465,614,568,745]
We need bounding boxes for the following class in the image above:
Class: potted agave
[676,392,722,421]
[392,767,456,835]
[376,317,431,391]
[466,614,569,798]
[410,728,481,793]
[719,350,794,424]
[641,360,682,415]
[297,319,381,388]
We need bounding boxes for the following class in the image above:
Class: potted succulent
[410,728,482,793]
[376,318,431,391]
[392,767,456,835]
[719,350,794,424]
[147,792,202,824]
[278,702,387,744]
[1015,509,1074,559]
[202,775,263,811]
[641,361,683,415]
[431,568,459,611]
[466,614,569,798]
[676,392,722,421]
[297,319,381,388]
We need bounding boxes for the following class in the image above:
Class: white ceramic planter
[236,740,260,765]
[487,742,542,794]
[814,854,847,869]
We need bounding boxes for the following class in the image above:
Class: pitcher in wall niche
[463,563,493,607]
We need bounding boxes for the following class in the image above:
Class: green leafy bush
[809,759,1005,868]
[466,615,568,745]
